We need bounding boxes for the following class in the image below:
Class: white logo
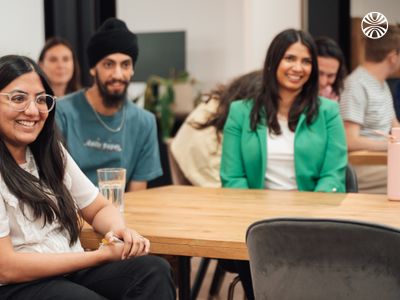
[361,12,388,39]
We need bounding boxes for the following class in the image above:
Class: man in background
[340,24,400,193]
[56,18,162,191]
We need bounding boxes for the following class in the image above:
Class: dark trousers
[0,255,176,300]
[219,259,255,300]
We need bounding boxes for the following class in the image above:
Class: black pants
[0,255,176,300]
[219,259,255,300]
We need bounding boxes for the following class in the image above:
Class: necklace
[90,104,126,133]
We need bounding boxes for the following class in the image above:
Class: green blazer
[220,98,347,192]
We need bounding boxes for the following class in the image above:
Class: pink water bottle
[388,127,400,201]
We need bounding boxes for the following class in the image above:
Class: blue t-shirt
[55,90,163,186]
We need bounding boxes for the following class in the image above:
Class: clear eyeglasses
[0,92,56,113]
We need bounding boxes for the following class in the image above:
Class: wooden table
[80,185,400,299]
[348,150,387,165]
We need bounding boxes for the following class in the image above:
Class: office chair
[346,164,358,193]
[246,218,400,300]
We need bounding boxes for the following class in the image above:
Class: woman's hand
[108,229,150,259]
[97,237,125,262]
[319,85,339,101]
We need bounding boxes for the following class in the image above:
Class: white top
[265,118,298,190]
[0,147,98,256]
[340,66,395,139]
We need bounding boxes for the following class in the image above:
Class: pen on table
[101,235,124,245]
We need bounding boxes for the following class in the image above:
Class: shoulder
[319,97,339,110]
[186,98,219,123]
[343,67,370,89]
[318,97,340,118]
[56,90,86,112]
[346,66,365,79]
[125,101,156,126]
[229,99,254,115]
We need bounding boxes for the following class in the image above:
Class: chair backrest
[164,138,191,185]
[246,218,400,300]
[346,164,358,193]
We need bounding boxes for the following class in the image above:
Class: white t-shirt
[265,118,298,190]
[0,147,98,256]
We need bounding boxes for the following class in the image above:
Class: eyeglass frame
[0,91,56,113]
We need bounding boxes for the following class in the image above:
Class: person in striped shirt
[340,24,400,193]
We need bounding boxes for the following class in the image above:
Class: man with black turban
[55,18,162,191]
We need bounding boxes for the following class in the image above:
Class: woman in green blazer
[219,29,347,300]
[221,30,347,193]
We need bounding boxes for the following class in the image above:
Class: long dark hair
[0,55,81,245]
[250,29,319,134]
[192,70,263,136]
[38,37,81,95]
[315,36,347,96]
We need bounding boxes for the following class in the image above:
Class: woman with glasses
[220,29,347,298]
[0,55,175,299]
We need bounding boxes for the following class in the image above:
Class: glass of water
[97,168,126,213]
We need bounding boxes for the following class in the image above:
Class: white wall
[0,0,302,91]
[117,0,301,89]
[351,0,400,23]
[244,0,302,72]
[117,0,245,90]
[0,0,45,59]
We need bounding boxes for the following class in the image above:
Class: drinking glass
[97,168,126,213]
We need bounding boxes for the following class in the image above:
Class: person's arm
[126,181,147,191]
[80,193,150,259]
[0,190,125,284]
[344,121,387,151]
[220,102,249,188]
[0,234,122,284]
[338,76,387,151]
[0,192,149,284]
[392,118,400,128]
[63,149,149,258]
[314,103,347,192]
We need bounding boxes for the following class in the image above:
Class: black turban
[86,18,139,68]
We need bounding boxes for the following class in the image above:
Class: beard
[95,73,129,108]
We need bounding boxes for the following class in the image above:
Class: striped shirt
[340,66,395,139]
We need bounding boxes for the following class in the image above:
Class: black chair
[246,218,400,300]
[208,165,358,300]
[346,164,358,193]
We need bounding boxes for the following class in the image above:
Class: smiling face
[0,72,48,161]
[276,42,313,94]
[90,53,134,108]
[39,44,74,89]
[317,56,340,90]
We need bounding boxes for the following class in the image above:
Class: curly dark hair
[192,70,263,136]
